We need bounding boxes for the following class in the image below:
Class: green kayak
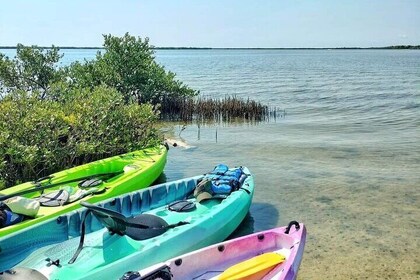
[2,165,254,280]
[0,145,167,238]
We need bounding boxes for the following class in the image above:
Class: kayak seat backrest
[67,177,198,238]
[80,201,169,240]
[80,201,127,235]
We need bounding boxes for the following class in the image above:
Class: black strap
[239,187,251,194]
[68,209,91,264]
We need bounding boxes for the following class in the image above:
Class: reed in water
[159,95,283,123]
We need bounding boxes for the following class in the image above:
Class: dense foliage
[0,33,197,188]
[0,87,159,188]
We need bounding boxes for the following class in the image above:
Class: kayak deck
[10,166,254,280]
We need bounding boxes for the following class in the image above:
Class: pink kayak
[121,221,306,280]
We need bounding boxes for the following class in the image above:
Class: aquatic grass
[159,95,284,124]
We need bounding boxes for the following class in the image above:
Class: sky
[1,0,419,48]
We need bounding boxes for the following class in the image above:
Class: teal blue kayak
[2,165,254,280]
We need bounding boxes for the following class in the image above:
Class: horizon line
[0,45,419,50]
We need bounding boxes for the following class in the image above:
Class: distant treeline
[1,45,419,50]
[378,45,420,49]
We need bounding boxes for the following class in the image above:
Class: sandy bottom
[163,125,419,280]
[279,180,419,279]
[247,153,419,279]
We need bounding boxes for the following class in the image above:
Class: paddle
[0,170,125,202]
[210,252,285,280]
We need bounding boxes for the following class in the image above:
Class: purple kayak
[122,221,306,280]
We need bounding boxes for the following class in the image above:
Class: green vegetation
[0,87,159,188]
[0,33,195,188]
[67,34,198,104]
[0,33,273,188]
[160,95,271,123]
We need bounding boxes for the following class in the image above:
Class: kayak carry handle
[285,221,300,234]
[122,265,172,280]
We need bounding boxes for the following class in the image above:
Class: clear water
[1,48,419,279]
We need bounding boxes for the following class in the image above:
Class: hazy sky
[1,0,419,48]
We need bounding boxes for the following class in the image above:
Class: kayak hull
[136,222,306,280]
[0,145,167,271]
[3,166,254,280]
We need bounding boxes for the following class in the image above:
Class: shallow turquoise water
[154,49,419,279]
[1,48,419,278]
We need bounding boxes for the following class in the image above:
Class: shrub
[0,33,196,188]
[0,44,64,98]
[67,33,198,104]
[0,86,159,188]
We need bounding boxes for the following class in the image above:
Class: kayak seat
[78,178,103,189]
[37,189,70,206]
[68,202,189,264]
[80,201,171,240]
[37,178,105,207]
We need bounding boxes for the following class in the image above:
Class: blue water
[1,48,419,279]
